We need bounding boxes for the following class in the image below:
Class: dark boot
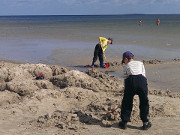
[141,122,152,130]
[119,121,127,129]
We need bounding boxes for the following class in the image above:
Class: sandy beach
[0,13,180,135]
[0,59,180,135]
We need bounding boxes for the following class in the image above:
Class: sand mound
[32,93,180,130]
[6,79,54,96]
[149,89,180,98]
[84,61,122,69]
[0,61,180,134]
[32,92,180,129]
[0,90,21,106]
[143,59,162,64]
[0,63,69,83]
[173,58,180,62]
[84,59,162,69]
[35,110,103,130]
[62,87,99,103]
[51,70,123,92]
[50,70,102,91]
[0,62,69,95]
[36,111,80,130]
[109,61,122,67]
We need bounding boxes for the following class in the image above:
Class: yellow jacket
[99,37,109,52]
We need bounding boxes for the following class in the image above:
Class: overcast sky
[0,0,180,15]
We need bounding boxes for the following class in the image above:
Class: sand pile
[143,59,162,64]
[108,59,162,66]
[84,59,162,70]
[36,111,81,130]
[0,62,69,96]
[149,89,180,98]
[50,69,123,92]
[32,89,180,129]
[173,58,180,62]
[0,90,21,106]
[0,61,180,134]
[84,61,122,69]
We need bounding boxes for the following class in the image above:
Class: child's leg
[138,90,149,122]
[136,75,150,122]
[121,92,134,122]
[121,78,135,122]
[91,44,99,67]
[99,49,104,68]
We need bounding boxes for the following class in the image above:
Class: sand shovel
[106,109,118,115]
[106,104,121,115]
[104,54,110,68]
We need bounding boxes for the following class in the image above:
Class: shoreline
[1,38,180,67]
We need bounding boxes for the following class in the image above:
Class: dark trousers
[121,75,150,123]
[91,44,104,67]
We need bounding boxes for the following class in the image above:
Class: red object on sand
[36,73,45,80]
[106,109,117,115]
[104,63,110,68]
[39,73,44,77]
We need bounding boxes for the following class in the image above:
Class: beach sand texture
[0,60,180,135]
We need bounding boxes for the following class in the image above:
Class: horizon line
[0,13,180,16]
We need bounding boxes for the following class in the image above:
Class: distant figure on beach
[156,18,160,26]
[91,37,113,68]
[138,19,142,26]
[119,51,152,130]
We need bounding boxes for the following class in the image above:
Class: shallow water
[0,15,180,65]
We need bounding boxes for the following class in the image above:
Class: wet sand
[0,60,180,135]
[146,62,180,92]
[73,58,180,92]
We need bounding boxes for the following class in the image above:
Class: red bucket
[104,63,110,68]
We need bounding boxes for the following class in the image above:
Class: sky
[0,0,180,15]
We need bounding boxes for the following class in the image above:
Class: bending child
[119,51,152,130]
[91,37,112,68]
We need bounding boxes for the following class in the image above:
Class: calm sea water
[0,14,180,65]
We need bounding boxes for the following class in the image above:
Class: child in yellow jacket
[91,37,113,68]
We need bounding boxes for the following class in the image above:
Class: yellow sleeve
[99,37,107,42]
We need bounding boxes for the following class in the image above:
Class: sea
[0,14,180,66]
